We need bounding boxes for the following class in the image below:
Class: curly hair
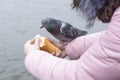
[72,0,120,26]
[97,0,120,23]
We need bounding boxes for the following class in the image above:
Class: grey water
[0,0,107,80]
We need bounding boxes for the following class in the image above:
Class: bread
[34,35,61,54]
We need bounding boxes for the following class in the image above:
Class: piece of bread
[34,35,61,54]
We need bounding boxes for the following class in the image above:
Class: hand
[47,38,68,58]
[24,39,40,55]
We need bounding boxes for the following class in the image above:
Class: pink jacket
[25,7,120,80]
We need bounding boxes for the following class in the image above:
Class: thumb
[35,38,40,47]
[26,39,35,44]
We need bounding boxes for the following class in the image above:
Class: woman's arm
[65,31,105,59]
[25,50,78,80]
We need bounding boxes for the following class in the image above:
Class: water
[0,0,107,80]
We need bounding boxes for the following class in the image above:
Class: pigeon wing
[61,27,82,39]
[60,23,87,39]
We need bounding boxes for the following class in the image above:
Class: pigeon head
[40,18,61,32]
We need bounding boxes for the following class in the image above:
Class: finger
[59,51,67,58]
[35,38,40,47]
[55,51,61,57]
[51,52,56,56]
[60,53,67,58]
[26,39,35,44]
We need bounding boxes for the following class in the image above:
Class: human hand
[47,38,67,58]
[24,39,40,55]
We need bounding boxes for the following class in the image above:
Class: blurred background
[0,0,107,80]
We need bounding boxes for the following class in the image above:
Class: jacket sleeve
[65,31,105,59]
[75,7,120,80]
[25,50,78,80]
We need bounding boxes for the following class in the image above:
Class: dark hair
[97,0,120,23]
[72,0,120,24]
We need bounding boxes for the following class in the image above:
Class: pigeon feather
[40,18,88,42]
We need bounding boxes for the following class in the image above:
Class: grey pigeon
[40,18,87,42]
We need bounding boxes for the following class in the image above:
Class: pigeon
[40,18,87,42]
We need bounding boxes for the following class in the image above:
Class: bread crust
[35,35,61,54]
